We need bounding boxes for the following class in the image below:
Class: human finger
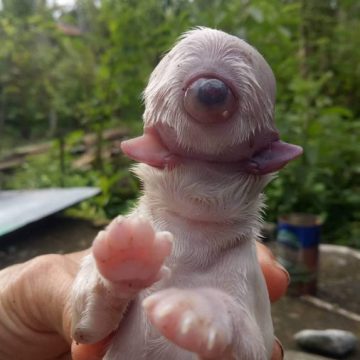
[0,255,74,359]
[271,338,284,360]
[256,242,290,302]
[71,335,112,360]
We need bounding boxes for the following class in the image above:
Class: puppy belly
[104,297,194,360]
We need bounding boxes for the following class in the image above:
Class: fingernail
[275,262,291,285]
[275,337,284,360]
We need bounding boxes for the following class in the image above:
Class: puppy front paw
[93,215,173,295]
[71,215,173,345]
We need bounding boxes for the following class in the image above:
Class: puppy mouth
[121,126,303,175]
[122,71,302,174]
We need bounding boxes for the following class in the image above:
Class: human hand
[0,242,287,360]
[0,251,87,360]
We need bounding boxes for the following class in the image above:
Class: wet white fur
[72,28,276,359]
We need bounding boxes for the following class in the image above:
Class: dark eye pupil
[198,79,228,106]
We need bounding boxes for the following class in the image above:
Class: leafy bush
[266,74,359,247]
[2,135,140,221]
[0,0,359,247]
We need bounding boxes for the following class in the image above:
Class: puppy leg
[71,215,173,344]
[143,288,269,360]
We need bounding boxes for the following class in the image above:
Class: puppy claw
[207,327,217,351]
[142,291,168,311]
[154,303,175,321]
[180,312,195,335]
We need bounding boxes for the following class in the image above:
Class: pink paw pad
[143,289,232,358]
[92,215,173,289]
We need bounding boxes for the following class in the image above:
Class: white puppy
[71,27,302,360]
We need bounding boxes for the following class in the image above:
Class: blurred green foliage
[0,0,359,247]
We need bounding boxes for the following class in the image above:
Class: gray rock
[294,329,358,357]
[285,350,331,360]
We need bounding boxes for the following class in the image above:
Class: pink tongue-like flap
[244,141,303,175]
[121,130,180,169]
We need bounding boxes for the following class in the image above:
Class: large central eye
[184,77,237,124]
[198,79,228,105]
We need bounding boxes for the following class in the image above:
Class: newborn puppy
[71,27,302,360]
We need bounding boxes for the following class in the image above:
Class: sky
[47,0,76,7]
[0,0,76,10]
[48,0,75,5]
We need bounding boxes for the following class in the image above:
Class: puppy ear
[243,141,303,175]
[121,129,181,169]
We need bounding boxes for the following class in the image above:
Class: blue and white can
[276,213,322,295]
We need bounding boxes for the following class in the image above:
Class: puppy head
[122,27,302,174]
[144,27,275,157]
